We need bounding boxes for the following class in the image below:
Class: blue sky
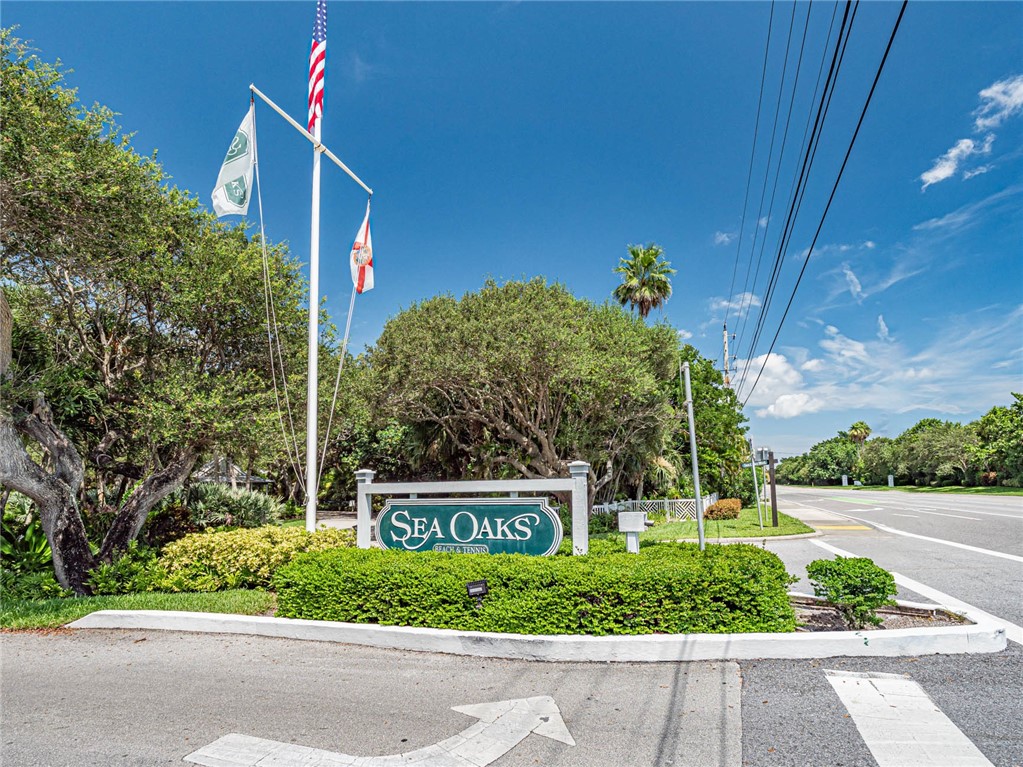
[6,1,1021,456]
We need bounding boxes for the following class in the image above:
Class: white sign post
[355,462,592,555]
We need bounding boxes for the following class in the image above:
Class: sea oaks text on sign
[376,498,563,556]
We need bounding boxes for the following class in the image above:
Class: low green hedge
[273,542,796,635]
[160,526,355,592]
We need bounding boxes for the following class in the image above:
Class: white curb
[68,606,1005,661]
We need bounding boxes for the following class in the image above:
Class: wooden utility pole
[722,323,731,387]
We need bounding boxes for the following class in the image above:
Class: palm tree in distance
[847,421,872,446]
[613,243,676,319]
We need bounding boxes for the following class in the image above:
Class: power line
[741,0,910,407]
[735,0,857,395]
[731,0,807,358]
[737,1,860,396]
[724,1,776,332]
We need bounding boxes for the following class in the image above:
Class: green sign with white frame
[376,497,563,556]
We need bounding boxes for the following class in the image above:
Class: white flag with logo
[349,201,374,293]
[211,105,255,217]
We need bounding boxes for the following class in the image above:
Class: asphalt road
[770,487,1023,631]
[3,629,1021,767]
[3,488,1021,767]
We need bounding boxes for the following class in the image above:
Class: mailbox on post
[618,511,652,554]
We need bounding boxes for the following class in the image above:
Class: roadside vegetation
[846,485,1023,496]
[776,401,1023,490]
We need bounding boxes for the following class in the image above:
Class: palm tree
[613,243,676,319]
[848,421,872,446]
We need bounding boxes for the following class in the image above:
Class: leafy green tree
[972,394,1023,485]
[363,279,745,505]
[857,437,895,485]
[0,32,305,592]
[612,243,676,319]
[367,279,675,500]
[798,436,857,486]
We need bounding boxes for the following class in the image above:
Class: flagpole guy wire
[249,84,373,196]
[319,286,358,485]
[251,98,307,495]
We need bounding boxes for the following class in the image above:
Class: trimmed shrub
[704,498,742,521]
[273,542,797,635]
[159,525,355,592]
[806,556,896,628]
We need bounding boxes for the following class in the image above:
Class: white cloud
[913,184,1022,232]
[709,292,761,318]
[877,314,891,342]
[714,231,735,246]
[742,308,1022,421]
[920,135,994,190]
[757,392,824,419]
[677,329,693,340]
[820,325,870,365]
[346,52,379,84]
[758,216,770,228]
[842,264,865,302]
[919,74,1023,190]
[864,241,876,249]
[974,74,1023,130]
[963,164,993,180]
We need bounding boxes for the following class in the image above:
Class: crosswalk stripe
[826,670,994,767]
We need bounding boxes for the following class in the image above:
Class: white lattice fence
[592,494,718,521]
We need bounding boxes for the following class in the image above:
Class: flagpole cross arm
[248,83,374,196]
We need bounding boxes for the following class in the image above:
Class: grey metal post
[355,469,375,549]
[768,452,779,527]
[568,460,590,555]
[749,438,764,529]
[682,361,706,551]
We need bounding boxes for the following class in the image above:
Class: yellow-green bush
[159,526,354,592]
[704,498,742,521]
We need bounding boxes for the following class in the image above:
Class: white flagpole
[305,135,322,532]
[246,83,373,532]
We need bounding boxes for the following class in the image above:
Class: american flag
[307,0,327,136]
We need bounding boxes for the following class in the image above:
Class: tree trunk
[0,400,96,595]
[98,447,198,562]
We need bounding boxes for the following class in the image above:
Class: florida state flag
[349,201,374,294]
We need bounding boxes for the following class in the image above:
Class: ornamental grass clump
[160,526,354,592]
[273,542,797,636]
[806,556,896,629]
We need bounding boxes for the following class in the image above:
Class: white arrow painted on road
[183,695,574,767]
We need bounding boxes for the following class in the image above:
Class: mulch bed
[792,596,970,632]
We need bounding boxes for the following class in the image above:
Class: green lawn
[0,589,275,630]
[846,485,1023,496]
[638,506,814,541]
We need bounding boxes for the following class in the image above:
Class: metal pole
[768,451,779,527]
[681,361,706,551]
[249,84,373,196]
[749,438,763,529]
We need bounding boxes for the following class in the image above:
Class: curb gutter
[68,604,1005,662]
